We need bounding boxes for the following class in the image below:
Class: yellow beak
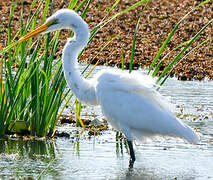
[0,20,58,55]
[18,22,49,43]
[0,20,57,54]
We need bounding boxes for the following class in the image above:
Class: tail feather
[180,125,199,144]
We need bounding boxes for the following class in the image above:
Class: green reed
[0,0,146,137]
[148,0,212,85]
[0,0,67,137]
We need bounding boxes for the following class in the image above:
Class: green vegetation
[0,0,67,137]
[147,0,212,85]
[0,0,146,137]
[0,0,211,137]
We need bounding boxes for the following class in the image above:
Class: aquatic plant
[1,0,211,138]
[0,0,146,137]
[0,0,68,137]
[148,0,212,85]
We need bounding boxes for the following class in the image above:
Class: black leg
[127,140,135,169]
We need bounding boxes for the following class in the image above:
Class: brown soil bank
[1,0,212,80]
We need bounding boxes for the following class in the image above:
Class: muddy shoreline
[0,0,212,80]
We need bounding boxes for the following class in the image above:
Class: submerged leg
[127,140,135,169]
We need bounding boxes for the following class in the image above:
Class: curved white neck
[62,24,98,105]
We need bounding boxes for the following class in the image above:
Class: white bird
[19,9,199,168]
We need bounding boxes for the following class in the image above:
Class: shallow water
[0,65,213,179]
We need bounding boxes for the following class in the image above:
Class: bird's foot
[128,157,135,170]
[127,140,136,170]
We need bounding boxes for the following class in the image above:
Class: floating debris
[54,130,70,138]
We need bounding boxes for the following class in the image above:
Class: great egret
[19,9,199,168]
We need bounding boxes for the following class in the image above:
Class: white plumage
[20,9,199,168]
[93,69,198,144]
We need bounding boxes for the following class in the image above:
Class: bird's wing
[95,69,182,137]
[95,69,171,113]
[95,70,199,143]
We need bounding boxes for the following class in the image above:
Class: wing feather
[95,69,172,114]
[94,69,198,143]
[95,70,179,135]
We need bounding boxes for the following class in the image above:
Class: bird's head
[19,9,89,43]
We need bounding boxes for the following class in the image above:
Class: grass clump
[148,0,212,85]
[0,0,146,137]
[0,0,67,137]
[1,0,210,138]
